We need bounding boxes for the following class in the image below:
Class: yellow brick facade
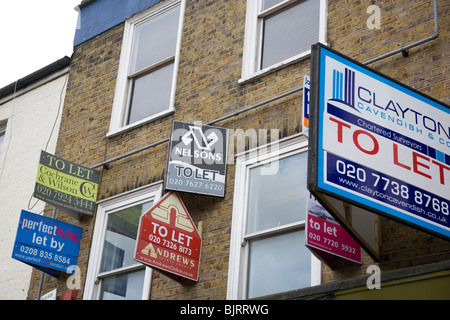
[27,0,449,300]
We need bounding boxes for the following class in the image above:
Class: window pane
[246,152,308,234]
[127,62,175,125]
[247,230,311,298]
[261,0,320,69]
[131,5,180,73]
[262,0,285,11]
[100,201,153,273]
[100,269,146,300]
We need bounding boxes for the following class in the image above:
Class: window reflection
[245,151,311,299]
[100,269,146,300]
[247,230,311,298]
[98,201,153,300]
[246,152,308,234]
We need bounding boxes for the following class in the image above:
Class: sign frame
[134,192,202,282]
[11,210,82,277]
[166,121,229,197]
[308,44,450,257]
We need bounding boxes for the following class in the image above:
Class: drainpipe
[364,0,439,65]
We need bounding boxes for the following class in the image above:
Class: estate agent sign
[302,75,311,137]
[166,121,228,197]
[34,151,100,217]
[306,194,362,265]
[135,192,202,282]
[308,44,450,250]
[12,210,82,276]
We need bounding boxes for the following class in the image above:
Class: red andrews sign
[134,192,202,282]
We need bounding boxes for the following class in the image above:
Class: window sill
[106,109,175,138]
[238,51,311,85]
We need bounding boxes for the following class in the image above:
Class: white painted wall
[0,69,68,300]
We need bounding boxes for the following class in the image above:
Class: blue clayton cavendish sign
[12,210,82,276]
[309,44,450,241]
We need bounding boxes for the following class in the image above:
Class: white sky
[0,1,81,88]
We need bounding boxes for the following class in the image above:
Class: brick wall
[27,0,449,299]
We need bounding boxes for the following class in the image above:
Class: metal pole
[89,86,304,170]
[36,207,56,300]
[364,0,439,65]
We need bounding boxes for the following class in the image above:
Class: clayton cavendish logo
[330,68,358,112]
[328,66,450,153]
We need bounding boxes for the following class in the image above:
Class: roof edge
[0,56,71,100]
[79,0,97,9]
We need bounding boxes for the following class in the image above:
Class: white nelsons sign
[308,44,450,240]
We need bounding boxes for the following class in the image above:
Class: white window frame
[108,0,185,137]
[227,133,321,299]
[84,182,163,300]
[240,0,328,84]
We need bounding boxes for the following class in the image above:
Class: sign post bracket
[36,207,56,300]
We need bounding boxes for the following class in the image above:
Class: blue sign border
[11,210,82,276]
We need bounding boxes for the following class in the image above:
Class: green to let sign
[34,151,100,217]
